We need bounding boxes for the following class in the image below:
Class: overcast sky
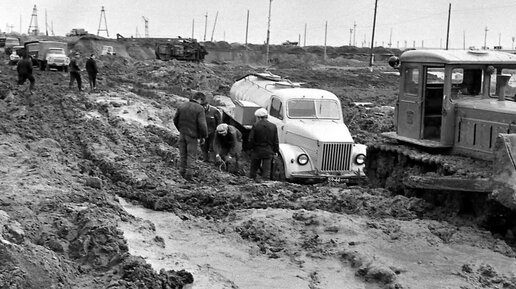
[4,0,516,49]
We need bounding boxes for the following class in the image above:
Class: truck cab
[228,73,366,182]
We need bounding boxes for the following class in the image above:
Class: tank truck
[225,72,367,183]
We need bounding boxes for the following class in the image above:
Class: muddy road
[1,48,516,289]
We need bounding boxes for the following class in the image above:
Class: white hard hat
[254,108,268,117]
[216,123,228,135]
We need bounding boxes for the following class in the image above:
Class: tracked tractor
[366,49,516,211]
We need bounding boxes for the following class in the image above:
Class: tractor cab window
[270,97,283,120]
[451,68,483,99]
[489,68,516,101]
[403,67,419,95]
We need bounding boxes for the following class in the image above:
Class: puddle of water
[118,197,375,289]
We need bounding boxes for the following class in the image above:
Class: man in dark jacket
[213,123,242,172]
[16,55,35,94]
[85,54,98,91]
[173,92,208,180]
[69,52,82,91]
[200,97,221,162]
[248,108,279,181]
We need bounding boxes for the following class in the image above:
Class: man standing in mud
[200,96,221,162]
[173,92,208,180]
[85,54,98,91]
[16,54,35,95]
[69,52,82,91]
[248,108,279,181]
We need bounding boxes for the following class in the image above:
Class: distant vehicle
[0,37,20,54]
[282,40,298,46]
[8,45,25,65]
[155,38,207,62]
[225,72,367,182]
[24,41,70,71]
[66,28,88,37]
[101,45,116,55]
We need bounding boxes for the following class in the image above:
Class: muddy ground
[1,41,516,289]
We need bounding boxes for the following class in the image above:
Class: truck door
[268,96,286,142]
[397,65,422,139]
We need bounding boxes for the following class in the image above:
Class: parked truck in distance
[0,37,21,55]
[225,72,367,183]
[155,38,207,62]
[24,41,70,71]
[66,28,88,37]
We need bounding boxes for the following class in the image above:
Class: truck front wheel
[272,154,286,181]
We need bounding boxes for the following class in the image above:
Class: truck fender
[277,143,315,179]
[350,143,367,175]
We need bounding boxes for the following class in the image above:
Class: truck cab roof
[400,49,516,65]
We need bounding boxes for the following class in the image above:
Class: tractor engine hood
[284,119,354,143]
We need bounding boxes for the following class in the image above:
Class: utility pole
[324,21,327,61]
[97,6,109,37]
[388,28,392,48]
[369,0,378,67]
[353,21,357,46]
[45,9,48,36]
[304,23,307,46]
[484,26,488,49]
[499,32,501,47]
[512,36,515,50]
[245,10,249,46]
[27,5,39,35]
[445,3,451,50]
[51,21,54,36]
[210,11,218,42]
[463,31,465,49]
[349,28,353,46]
[396,40,399,48]
[265,0,273,64]
[191,18,194,39]
[203,13,208,41]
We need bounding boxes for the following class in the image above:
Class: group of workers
[173,91,279,181]
[16,52,99,94]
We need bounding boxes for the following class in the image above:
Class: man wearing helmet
[248,108,279,181]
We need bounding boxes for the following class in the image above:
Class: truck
[66,28,88,37]
[225,72,367,183]
[0,37,20,54]
[366,49,516,212]
[24,41,70,71]
[155,38,207,62]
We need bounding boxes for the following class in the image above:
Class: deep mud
[1,39,516,289]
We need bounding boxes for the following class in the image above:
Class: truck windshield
[287,99,340,119]
[49,48,65,54]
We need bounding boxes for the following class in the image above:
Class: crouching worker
[213,123,243,173]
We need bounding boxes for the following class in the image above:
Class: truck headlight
[355,153,366,165]
[297,154,309,165]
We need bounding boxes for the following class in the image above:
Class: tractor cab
[387,49,516,157]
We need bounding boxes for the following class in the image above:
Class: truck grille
[319,142,352,172]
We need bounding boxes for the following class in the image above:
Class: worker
[173,91,208,180]
[16,54,35,95]
[69,52,82,91]
[248,108,279,181]
[200,97,221,162]
[85,54,98,91]
[213,123,243,173]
